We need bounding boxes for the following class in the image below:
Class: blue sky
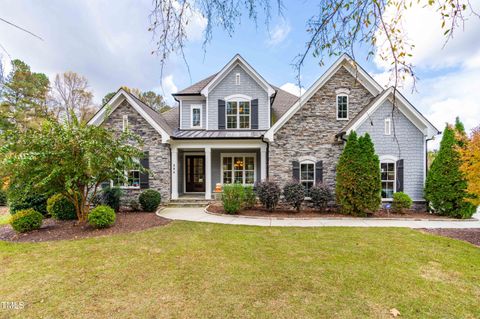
[1,0,480,149]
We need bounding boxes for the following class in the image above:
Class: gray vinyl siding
[356,101,425,200]
[208,65,269,130]
[180,99,206,129]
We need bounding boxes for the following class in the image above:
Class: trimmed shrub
[99,187,123,212]
[10,208,43,233]
[310,183,332,210]
[256,181,281,211]
[283,181,305,212]
[243,186,256,209]
[139,189,162,212]
[392,192,413,214]
[222,184,245,214]
[0,189,6,206]
[47,194,77,220]
[8,190,49,216]
[130,199,141,212]
[88,205,116,229]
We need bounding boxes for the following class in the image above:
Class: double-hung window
[300,161,315,195]
[222,154,255,185]
[113,170,140,189]
[226,99,250,129]
[191,105,202,128]
[337,95,348,120]
[381,161,395,198]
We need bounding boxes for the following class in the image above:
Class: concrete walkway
[157,207,480,228]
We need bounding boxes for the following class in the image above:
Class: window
[222,154,255,185]
[191,105,202,128]
[235,73,240,85]
[300,161,315,195]
[122,115,129,132]
[385,118,391,135]
[381,162,395,198]
[226,100,250,129]
[113,170,140,189]
[337,95,348,120]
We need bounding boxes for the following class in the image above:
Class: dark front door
[185,155,205,192]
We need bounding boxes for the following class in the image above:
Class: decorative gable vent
[235,73,240,85]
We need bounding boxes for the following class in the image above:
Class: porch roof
[172,129,267,139]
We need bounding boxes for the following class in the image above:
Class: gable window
[222,154,255,185]
[336,95,349,120]
[381,161,395,198]
[226,99,250,129]
[300,161,315,195]
[235,73,240,85]
[191,105,202,128]
[385,118,391,135]
[122,115,129,132]
[113,170,140,189]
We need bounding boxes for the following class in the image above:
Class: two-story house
[89,54,439,206]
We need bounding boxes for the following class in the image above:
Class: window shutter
[218,99,226,129]
[140,151,150,189]
[292,161,300,181]
[251,99,259,129]
[396,159,404,192]
[315,161,323,184]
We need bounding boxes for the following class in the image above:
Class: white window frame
[225,94,251,130]
[112,169,141,189]
[190,104,202,128]
[299,160,315,195]
[221,153,256,185]
[235,73,241,85]
[385,118,392,135]
[336,94,349,120]
[380,160,396,200]
[122,115,129,132]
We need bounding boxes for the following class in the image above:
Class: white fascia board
[88,89,171,143]
[171,139,264,149]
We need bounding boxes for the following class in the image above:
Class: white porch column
[260,144,267,182]
[205,146,212,200]
[171,147,179,200]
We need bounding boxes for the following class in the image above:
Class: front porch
[171,140,267,200]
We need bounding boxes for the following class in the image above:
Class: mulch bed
[207,203,451,219]
[422,228,480,247]
[0,212,170,243]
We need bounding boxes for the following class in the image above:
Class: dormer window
[191,105,202,128]
[226,96,251,129]
[235,73,240,85]
[336,95,348,120]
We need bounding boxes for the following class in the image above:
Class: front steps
[167,196,212,208]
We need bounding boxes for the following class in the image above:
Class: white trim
[265,54,383,141]
[111,169,141,190]
[122,114,129,132]
[179,100,183,129]
[171,147,179,199]
[201,54,275,97]
[235,73,240,85]
[379,155,399,162]
[206,96,209,130]
[182,151,206,194]
[171,139,264,149]
[190,104,202,128]
[224,94,251,101]
[88,89,171,143]
[220,153,257,185]
[225,97,251,130]
[336,94,349,120]
[205,147,212,199]
[380,158,396,200]
[384,117,392,135]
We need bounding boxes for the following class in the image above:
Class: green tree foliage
[425,122,477,219]
[0,114,144,222]
[336,132,381,216]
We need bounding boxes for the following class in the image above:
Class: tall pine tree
[358,133,382,211]
[425,120,477,218]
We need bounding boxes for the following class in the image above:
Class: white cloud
[280,82,305,96]
[171,1,207,42]
[157,74,178,105]
[267,20,291,46]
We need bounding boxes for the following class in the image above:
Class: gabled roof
[88,89,172,143]
[340,87,440,137]
[173,73,217,96]
[271,85,299,121]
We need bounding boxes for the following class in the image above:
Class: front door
[185,155,205,192]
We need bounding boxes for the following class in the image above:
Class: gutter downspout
[261,135,270,181]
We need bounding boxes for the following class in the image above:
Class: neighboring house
[89,54,439,206]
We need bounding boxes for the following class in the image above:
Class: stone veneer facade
[103,100,171,202]
[269,66,375,190]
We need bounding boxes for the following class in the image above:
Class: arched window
[380,155,398,199]
[225,94,251,129]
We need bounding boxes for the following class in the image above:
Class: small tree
[458,125,480,207]
[358,133,382,211]
[0,114,143,223]
[425,121,477,219]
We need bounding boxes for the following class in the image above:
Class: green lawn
[1,222,479,318]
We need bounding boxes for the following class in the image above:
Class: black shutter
[396,159,404,192]
[292,161,300,181]
[315,161,323,184]
[218,99,226,129]
[251,99,259,129]
[140,151,150,189]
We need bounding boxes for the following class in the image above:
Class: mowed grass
[1,222,479,318]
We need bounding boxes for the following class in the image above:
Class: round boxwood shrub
[255,181,281,211]
[283,181,305,212]
[139,189,162,212]
[47,194,77,220]
[88,205,116,229]
[392,192,413,214]
[10,208,43,233]
[310,183,332,210]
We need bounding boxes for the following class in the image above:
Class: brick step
[166,202,210,208]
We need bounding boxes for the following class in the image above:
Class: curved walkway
[157,207,480,228]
